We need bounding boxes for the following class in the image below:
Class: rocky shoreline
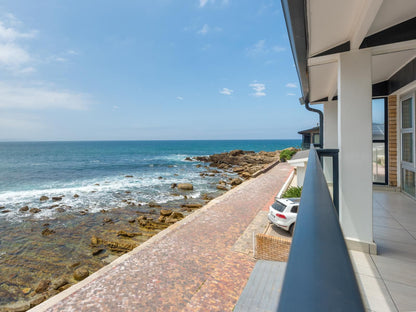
[0,148,294,312]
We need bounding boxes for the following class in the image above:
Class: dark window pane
[402,133,413,163]
[402,98,413,129]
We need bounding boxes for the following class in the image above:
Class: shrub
[282,186,302,198]
[280,148,297,162]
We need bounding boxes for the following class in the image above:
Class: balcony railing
[277,146,365,312]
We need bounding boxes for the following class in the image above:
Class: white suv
[268,198,300,235]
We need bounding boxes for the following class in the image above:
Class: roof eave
[281,0,309,103]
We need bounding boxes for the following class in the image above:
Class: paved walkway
[32,162,293,312]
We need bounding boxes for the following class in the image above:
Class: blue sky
[0,0,317,141]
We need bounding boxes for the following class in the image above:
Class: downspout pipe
[300,98,323,148]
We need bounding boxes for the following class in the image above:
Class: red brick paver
[33,163,293,312]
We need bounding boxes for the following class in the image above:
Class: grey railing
[277,146,365,312]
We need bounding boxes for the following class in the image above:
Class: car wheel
[289,223,295,236]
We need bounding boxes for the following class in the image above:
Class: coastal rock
[40,196,49,201]
[202,193,213,201]
[125,175,133,178]
[158,176,163,179]
[195,164,202,168]
[73,194,79,198]
[181,203,202,209]
[233,167,245,173]
[128,218,136,223]
[216,184,228,191]
[241,172,251,179]
[184,157,192,161]
[55,207,65,213]
[69,261,81,268]
[51,278,68,290]
[0,206,4,209]
[30,295,46,308]
[90,236,138,252]
[171,183,177,189]
[1,209,11,213]
[229,149,244,156]
[137,215,147,221]
[29,208,41,213]
[22,287,31,295]
[41,228,55,236]
[230,178,243,186]
[19,206,29,212]
[160,209,173,217]
[148,202,161,208]
[165,212,184,223]
[35,280,50,293]
[177,183,193,191]
[103,217,113,223]
[73,267,89,281]
[117,230,142,238]
[92,248,105,256]
[52,197,62,202]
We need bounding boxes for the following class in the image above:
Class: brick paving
[33,162,293,312]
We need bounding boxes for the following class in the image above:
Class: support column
[388,95,398,187]
[338,50,376,254]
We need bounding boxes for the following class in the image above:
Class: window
[291,205,298,213]
[400,93,416,198]
[372,98,387,184]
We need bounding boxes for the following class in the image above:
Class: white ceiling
[368,0,416,35]
[306,0,416,103]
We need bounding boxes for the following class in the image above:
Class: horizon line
[0,138,301,143]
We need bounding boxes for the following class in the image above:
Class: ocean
[0,140,300,221]
[0,139,300,306]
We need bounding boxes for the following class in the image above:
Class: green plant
[280,148,297,162]
[282,186,302,198]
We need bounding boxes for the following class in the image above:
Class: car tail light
[276,213,286,219]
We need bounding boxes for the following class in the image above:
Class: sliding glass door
[401,94,416,197]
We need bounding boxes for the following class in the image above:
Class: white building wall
[324,101,338,148]
[338,50,374,249]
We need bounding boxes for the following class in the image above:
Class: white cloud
[287,93,296,96]
[200,0,209,7]
[247,39,266,56]
[198,24,209,35]
[67,50,79,55]
[0,15,37,73]
[0,43,30,68]
[0,21,37,42]
[247,40,285,56]
[176,96,184,100]
[112,105,120,110]
[249,82,266,97]
[285,83,297,88]
[199,0,229,7]
[220,88,233,95]
[0,82,92,111]
[272,45,285,52]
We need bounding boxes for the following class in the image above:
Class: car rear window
[271,201,286,212]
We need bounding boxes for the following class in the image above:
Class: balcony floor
[351,190,416,312]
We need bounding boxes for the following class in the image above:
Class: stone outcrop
[177,183,193,190]
[194,149,282,180]
[73,268,89,281]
